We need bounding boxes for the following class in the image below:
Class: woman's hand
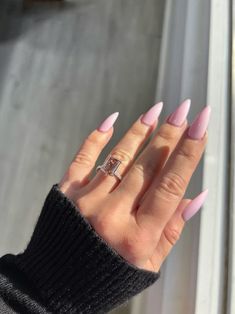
[58,100,210,273]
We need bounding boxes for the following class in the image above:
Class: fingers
[153,189,208,271]
[151,198,191,271]
[113,99,191,209]
[59,112,119,194]
[137,106,211,233]
[85,102,163,196]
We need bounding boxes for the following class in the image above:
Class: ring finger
[111,99,191,209]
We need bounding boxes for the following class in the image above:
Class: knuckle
[94,216,110,234]
[129,125,146,138]
[89,211,115,236]
[76,197,90,216]
[163,225,181,246]
[122,235,138,256]
[133,161,156,178]
[177,145,198,163]
[157,125,176,142]
[157,172,186,200]
[86,133,98,145]
[74,151,94,167]
[121,230,149,262]
[111,148,132,164]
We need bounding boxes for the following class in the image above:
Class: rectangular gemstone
[103,156,121,174]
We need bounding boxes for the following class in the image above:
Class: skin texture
[59,102,209,273]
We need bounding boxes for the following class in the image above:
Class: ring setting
[96,154,122,181]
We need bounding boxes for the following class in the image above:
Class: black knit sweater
[0,184,160,313]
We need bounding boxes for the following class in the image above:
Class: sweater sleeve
[0,184,160,314]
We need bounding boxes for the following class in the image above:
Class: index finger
[137,106,211,234]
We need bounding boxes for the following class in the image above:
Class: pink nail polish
[167,99,191,127]
[188,106,211,139]
[98,112,119,132]
[141,102,163,126]
[182,189,208,221]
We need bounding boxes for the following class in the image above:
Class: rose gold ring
[96,154,122,181]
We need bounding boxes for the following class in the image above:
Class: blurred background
[0,0,232,313]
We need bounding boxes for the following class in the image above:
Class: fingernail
[141,102,163,126]
[188,106,211,139]
[182,189,209,221]
[167,99,191,127]
[97,112,119,132]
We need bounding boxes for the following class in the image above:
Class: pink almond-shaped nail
[141,102,163,126]
[182,189,209,221]
[188,105,211,139]
[167,99,191,127]
[97,112,119,132]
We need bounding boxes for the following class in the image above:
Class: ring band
[96,154,122,181]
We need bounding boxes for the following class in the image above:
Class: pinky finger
[152,189,208,271]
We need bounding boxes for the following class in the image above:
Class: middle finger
[112,99,191,209]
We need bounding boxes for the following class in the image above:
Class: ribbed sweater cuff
[4,184,160,313]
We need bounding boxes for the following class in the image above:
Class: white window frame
[131,0,231,313]
[227,1,235,313]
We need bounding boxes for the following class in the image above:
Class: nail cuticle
[187,105,211,140]
[182,188,209,222]
[166,99,191,127]
[141,102,163,126]
[98,112,119,132]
